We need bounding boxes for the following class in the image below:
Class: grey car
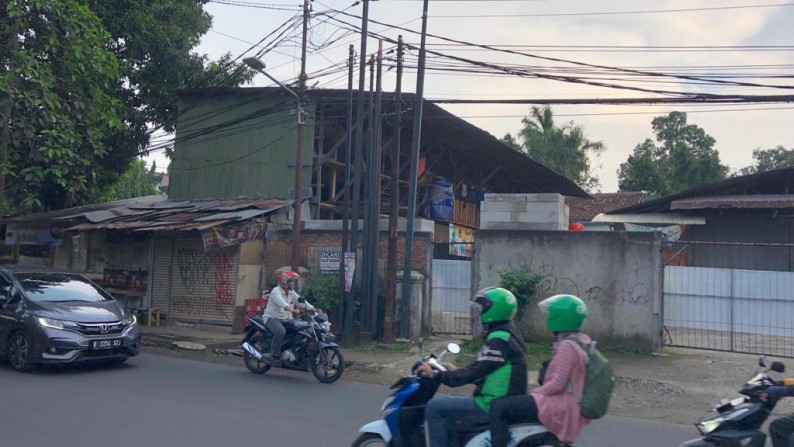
[0,266,141,371]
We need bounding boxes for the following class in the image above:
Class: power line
[428,106,794,118]
[431,2,794,18]
[171,125,299,170]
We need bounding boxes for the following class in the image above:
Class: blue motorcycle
[353,340,569,447]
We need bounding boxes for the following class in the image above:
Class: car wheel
[7,332,35,372]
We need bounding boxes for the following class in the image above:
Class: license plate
[90,339,122,350]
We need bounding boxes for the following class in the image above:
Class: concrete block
[480,221,561,231]
[480,201,527,213]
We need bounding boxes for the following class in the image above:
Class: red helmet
[277,270,299,288]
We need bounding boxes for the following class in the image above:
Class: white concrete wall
[480,193,568,231]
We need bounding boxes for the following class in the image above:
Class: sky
[145,0,794,192]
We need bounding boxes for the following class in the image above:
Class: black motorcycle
[240,300,344,384]
[679,356,786,447]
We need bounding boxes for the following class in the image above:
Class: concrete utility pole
[361,53,376,335]
[341,44,356,335]
[291,0,310,272]
[401,0,430,339]
[384,36,404,343]
[350,0,371,332]
[369,40,384,334]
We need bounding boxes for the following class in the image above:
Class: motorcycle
[678,356,787,447]
[353,339,571,447]
[240,298,344,384]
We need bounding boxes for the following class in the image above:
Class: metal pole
[384,36,403,343]
[400,0,430,339]
[291,0,310,272]
[350,0,370,333]
[370,40,384,335]
[341,44,355,335]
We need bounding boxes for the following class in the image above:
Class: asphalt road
[0,353,700,447]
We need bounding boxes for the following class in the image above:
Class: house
[2,87,586,333]
[601,167,794,356]
[565,192,644,231]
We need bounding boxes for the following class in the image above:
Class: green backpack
[565,336,615,419]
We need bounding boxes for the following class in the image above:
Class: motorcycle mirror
[772,361,786,373]
[447,343,461,354]
[418,337,424,358]
[759,356,768,368]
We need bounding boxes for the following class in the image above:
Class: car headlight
[37,317,79,330]
[121,314,137,326]
[697,418,724,434]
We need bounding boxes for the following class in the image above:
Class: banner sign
[5,224,61,246]
[320,249,341,274]
[201,219,265,251]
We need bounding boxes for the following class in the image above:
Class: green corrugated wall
[168,92,315,201]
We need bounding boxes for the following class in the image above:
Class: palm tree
[514,106,605,191]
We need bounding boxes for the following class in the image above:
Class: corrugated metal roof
[592,213,706,225]
[566,192,644,222]
[670,195,794,210]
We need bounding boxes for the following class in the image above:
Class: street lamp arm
[243,57,299,101]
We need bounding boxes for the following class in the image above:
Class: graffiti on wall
[505,251,655,307]
[170,295,232,322]
[176,248,235,306]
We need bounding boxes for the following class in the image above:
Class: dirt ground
[141,338,794,426]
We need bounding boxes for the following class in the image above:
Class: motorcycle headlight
[37,317,79,330]
[697,418,724,435]
[121,314,137,326]
[321,321,331,332]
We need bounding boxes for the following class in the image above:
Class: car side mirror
[772,361,786,373]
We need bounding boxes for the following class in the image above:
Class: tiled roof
[566,192,644,222]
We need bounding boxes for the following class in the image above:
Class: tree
[88,159,160,203]
[503,106,605,191]
[739,146,794,175]
[0,0,254,214]
[618,112,728,197]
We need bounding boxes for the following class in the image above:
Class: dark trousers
[771,414,794,447]
[425,395,489,447]
[490,395,540,447]
[265,318,286,359]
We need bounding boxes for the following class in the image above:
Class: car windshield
[17,273,111,303]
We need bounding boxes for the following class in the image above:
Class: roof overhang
[592,213,705,225]
[670,194,794,210]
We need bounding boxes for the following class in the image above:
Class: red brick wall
[270,230,431,274]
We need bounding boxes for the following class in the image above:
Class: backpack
[565,336,615,419]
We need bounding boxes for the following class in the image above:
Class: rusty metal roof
[670,195,794,210]
[9,197,291,233]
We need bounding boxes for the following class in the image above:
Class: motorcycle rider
[416,287,527,447]
[262,270,321,367]
[763,384,794,447]
[489,294,593,447]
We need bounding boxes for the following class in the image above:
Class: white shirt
[263,286,313,321]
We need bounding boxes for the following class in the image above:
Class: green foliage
[739,146,794,176]
[87,159,160,203]
[497,266,543,322]
[504,106,605,192]
[618,112,729,197]
[302,275,342,317]
[1,0,255,213]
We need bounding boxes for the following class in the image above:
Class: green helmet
[538,294,588,332]
[473,287,518,324]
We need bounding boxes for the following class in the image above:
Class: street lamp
[244,57,306,272]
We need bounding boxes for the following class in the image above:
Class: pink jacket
[530,333,592,444]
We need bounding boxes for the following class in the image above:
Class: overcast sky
[146,0,794,192]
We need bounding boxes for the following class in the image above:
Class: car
[0,266,141,371]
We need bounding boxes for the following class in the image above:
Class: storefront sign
[5,224,61,246]
[449,224,474,257]
[201,219,265,251]
[320,249,341,274]
[344,252,356,293]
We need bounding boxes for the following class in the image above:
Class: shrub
[497,265,543,322]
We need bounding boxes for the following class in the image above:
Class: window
[17,273,111,303]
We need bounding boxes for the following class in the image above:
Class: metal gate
[431,250,472,335]
[663,240,794,357]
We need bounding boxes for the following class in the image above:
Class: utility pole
[350,0,370,333]
[291,0,310,272]
[361,53,377,335]
[369,40,384,334]
[401,0,430,339]
[384,36,403,343]
[341,44,356,336]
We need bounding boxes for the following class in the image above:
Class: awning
[592,213,706,225]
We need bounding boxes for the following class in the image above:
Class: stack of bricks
[479,193,569,231]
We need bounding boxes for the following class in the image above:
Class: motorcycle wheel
[243,334,272,374]
[351,433,387,447]
[309,346,345,383]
